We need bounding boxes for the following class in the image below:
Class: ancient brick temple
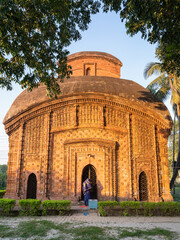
[4,51,173,202]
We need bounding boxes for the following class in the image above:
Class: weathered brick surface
[4,52,173,202]
[67,51,122,78]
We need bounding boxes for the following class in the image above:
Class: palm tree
[144,62,180,189]
[144,62,171,101]
[169,75,180,188]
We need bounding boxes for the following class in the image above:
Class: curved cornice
[4,76,171,126]
[67,51,122,66]
[4,93,172,135]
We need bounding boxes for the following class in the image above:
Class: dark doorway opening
[81,164,97,200]
[26,173,37,199]
[139,171,148,201]
[86,67,91,76]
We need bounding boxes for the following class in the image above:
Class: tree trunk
[170,106,180,189]
[172,115,176,194]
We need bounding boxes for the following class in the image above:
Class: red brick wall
[4,53,172,202]
[68,56,121,78]
[5,96,172,202]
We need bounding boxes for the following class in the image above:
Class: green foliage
[156,42,180,77]
[120,201,141,216]
[144,61,180,188]
[98,201,180,216]
[18,199,41,216]
[98,201,118,216]
[0,190,6,198]
[142,202,157,216]
[144,62,170,102]
[0,165,7,190]
[0,0,100,97]
[98,206,107,217]
[157,201,180,215]
[119,228,176,240]
[0,0,179,96]
[98,200,118,207]
[172,185,180,202]
[119,201,140,208]
[168,120,179,178]
[42,200,71,215]
[102,0,180,76]
[0,220,65,238]
[0,220,177,240]
[0,199,16,216]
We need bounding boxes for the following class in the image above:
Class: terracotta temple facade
[4,51,173,202]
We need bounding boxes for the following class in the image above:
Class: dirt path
[1,214,180,235]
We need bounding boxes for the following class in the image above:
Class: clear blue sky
[0,11,172,165]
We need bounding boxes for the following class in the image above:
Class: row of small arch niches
[25,170,148,201]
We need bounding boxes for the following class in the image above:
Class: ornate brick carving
[5,129,19,198]
[4,96,169,135]
[4,52,172,202]
[64,139,117,200]
[52,106,76,129]
[23,115,45,154]
[78,104,102,126]
[133,117,154,155]
[105,106,127,128]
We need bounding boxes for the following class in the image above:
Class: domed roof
[4,76,171,126]
[67,51,122,65]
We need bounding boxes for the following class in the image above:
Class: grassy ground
[0,220,178,240]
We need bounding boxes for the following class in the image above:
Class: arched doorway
[139,171,148,201]
[86,67,91,76]
[81,164,97,200]
[26,173,37,199]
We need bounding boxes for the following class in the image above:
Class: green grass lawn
[0,220,178,240]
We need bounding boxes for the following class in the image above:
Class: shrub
[0,199,16,216]
[119,201,141,216]
[56,200,71,215]
[157,201,180,215]
[98,201,118,208]
[18,199,41,216]
[98,201,118,216]
[97,201,180,217]
[42,200,71,215]
[142,202,157,216]
[0,190,6,198]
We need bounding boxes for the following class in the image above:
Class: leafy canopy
[0,0,179,96]
[0,0,100,97]
[102,0,180,75]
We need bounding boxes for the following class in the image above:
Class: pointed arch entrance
[26,173,37,199]
[81,164,97,200]
[139,171,148,201]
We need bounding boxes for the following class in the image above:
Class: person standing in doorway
[83,178,92,206]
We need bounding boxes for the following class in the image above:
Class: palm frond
[156,86,171,101]
[144,61,180,107]
[147,82,170,101]
[147,85,158,94]
[147,73,169,88]
[144,62,162,79]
